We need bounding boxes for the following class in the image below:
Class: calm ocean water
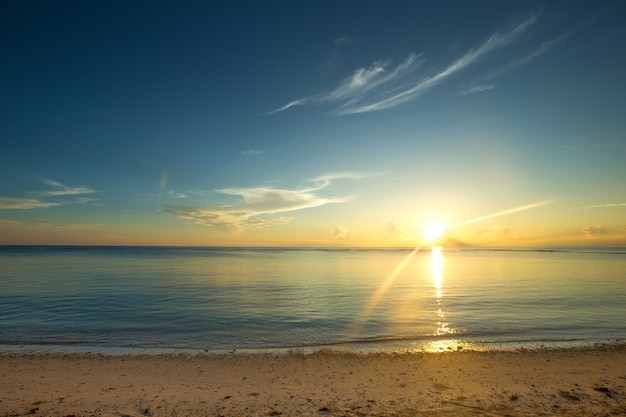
[1,246,625,353]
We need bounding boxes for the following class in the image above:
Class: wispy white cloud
[305,171,373,191]
[582,203,626,208]
[217,186,351,213]
[240,149,264,156]
[265,53,424,115]
[461,28,577,95]
[331,225,350,241]
[334,36,351,46]
[267,13,546,115]
[264,98,312,115]
[162,172,368,233]
[149,189,187,199]
[326,35,353,70]
[30,177,95,197]
[0,178,96,210]
[458,83,498,96]
[346,15,538,113]
[0,197,61,209]
[167,190,186,199]
[161,204,295,233]
[511,29,576,67]
[583,224,609,236]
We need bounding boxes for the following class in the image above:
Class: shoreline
[2,336,623,357]
[2,344,625,416]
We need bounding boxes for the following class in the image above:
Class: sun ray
[447,200,555,230]
[342,246,422,340]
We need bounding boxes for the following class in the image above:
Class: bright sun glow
[423,221,446,242]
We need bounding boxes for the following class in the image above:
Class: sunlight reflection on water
[0,246,625,352]
[430,247,454,338]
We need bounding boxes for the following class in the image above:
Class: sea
[1,246,625,354]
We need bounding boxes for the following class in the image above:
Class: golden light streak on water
[342,246,421,338]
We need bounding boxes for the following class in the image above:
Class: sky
[1,0,625,247]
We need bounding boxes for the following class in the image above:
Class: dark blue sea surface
[1,246,625,353]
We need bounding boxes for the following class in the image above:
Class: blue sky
[1,1,625,246]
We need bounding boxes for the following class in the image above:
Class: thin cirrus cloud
[458,83,498,96]
[28,177,95,197]
[0,197,62,210]
[465,28,578,91]
[0,178,96,209]
[265,52,424,115]
[162,172,368,233]
[582,203,626,208]
[240,149,264,156]
[264,12,574,115]
[166,190,186,199]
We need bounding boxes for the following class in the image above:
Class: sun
[423,220,446,242]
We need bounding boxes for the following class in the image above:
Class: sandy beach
[1,345,625,417]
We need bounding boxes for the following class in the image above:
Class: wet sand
[1,345,625,416]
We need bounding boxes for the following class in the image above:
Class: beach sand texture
[1,345,625,417]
